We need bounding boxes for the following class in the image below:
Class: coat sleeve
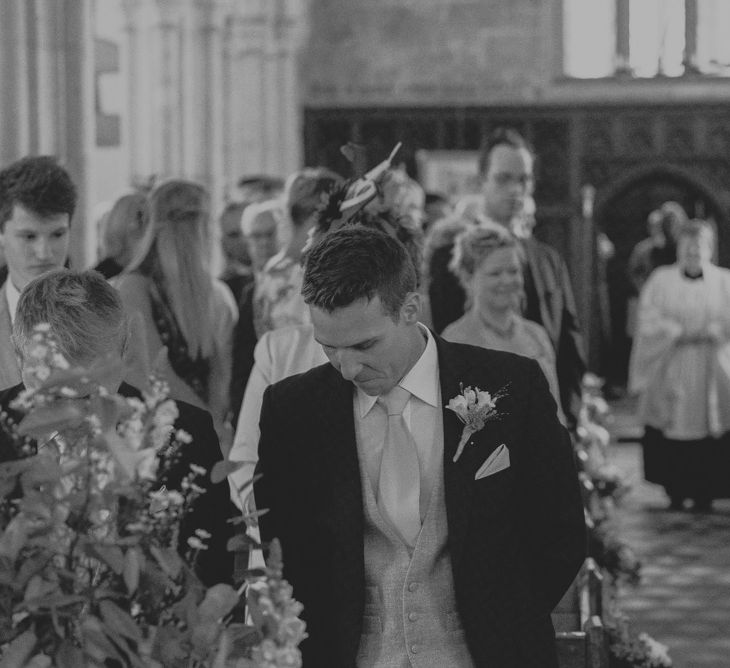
[554,253,587,428]
[521,358,586,612]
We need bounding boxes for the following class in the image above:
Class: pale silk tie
[377,385,421,546]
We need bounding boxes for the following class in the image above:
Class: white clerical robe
[628,263,730,439]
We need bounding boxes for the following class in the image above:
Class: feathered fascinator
[311,142,424,282]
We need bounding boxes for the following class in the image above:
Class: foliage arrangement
[0,326,305,667]
[574,373,671,667]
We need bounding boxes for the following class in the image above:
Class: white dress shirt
[353,324,442,520]
[6,279,20,325]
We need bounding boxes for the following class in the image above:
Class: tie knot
[379,385,411,416]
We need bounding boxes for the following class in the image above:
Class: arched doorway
[594,165,727,389]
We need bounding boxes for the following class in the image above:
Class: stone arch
[594,162,727,232]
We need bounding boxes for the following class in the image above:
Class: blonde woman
[114,179,237,444]
[443,223,565,424]
[94,191,149,279]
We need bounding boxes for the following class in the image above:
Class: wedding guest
[218,200,252,304]
[254,226,585,667]
[0,156,76,391]
[629,219,730,512]
[443,224,565,423]
[253,167,341,336]
[423,191,452,233]
[0,269,235,585]
[93,191,149,280]
[478,127,586,426]
[114,179,238,445]
[229,200,283,424]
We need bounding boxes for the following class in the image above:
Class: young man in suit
[0,156,76,390]
[0,269,234,586]
[254,226,586,667]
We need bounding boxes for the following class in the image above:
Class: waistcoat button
[408,582,418,592]
[408,612,418,622]
[410,644,419,654]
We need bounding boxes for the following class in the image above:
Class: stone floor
[607,398,730,668]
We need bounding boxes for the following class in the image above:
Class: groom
[254,227,586,667]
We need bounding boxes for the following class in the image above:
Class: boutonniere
[446,383,508,462]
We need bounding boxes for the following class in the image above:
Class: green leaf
[151,624,189,666]
[85,544,125,575]
[210,460,245,484]
[150,546,183,579]
[81,616,126,666]
[0,516,28,561]
[0,459,32,479]
[123,548,141,594]
[55,641,85,668]
[99,599,142,643]
[226,534,261,553]
[0,629,36,668]
[16,402,86,439]
[197,584,239,622]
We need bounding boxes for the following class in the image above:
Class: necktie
[377,385,421,546]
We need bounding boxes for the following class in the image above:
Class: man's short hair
[477,127,532,176]
[302,226,417,319]
[13,269,127,366]
[0,156,77,230]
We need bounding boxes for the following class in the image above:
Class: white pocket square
[475,443,510,480]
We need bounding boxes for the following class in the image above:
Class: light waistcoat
[355,416,475,668]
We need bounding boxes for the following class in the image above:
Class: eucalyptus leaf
[54,641,85,668]
[99,599,142,642]
[197,583,239,622]
[85,544,125,575]
[149,546,183,579]
[123,548,141,594]
[226,534,262,553]
[16,402,86,439]
[210,459,245,484]
[0,629,36,668]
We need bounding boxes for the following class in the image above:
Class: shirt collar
[5,279,20,325]
[356,324,440,418]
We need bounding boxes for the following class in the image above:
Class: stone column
[154,0,183,179]
[60,0,95,268]
[229,0,268,178]
[614,0,631,75]
[276,0,305,173]
[683,0,699,74]
[32,0,63,155]
[121,0,147,186]
[183,0,227,197]
[0,0,31,164]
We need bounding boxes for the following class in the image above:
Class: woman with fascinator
[114,179,238,445]
[228,146,424,506]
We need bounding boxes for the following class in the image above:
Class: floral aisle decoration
[0,325,305,667]
[573,373,671,668]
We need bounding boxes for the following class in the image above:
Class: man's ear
[400,291,422,325]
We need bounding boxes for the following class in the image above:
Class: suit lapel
[435,334,478,566]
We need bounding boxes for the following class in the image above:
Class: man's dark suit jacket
[0,382,235,587]
[255,334,586,668]
[521,237,586,426]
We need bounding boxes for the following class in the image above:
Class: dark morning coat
[254,334,587,668]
